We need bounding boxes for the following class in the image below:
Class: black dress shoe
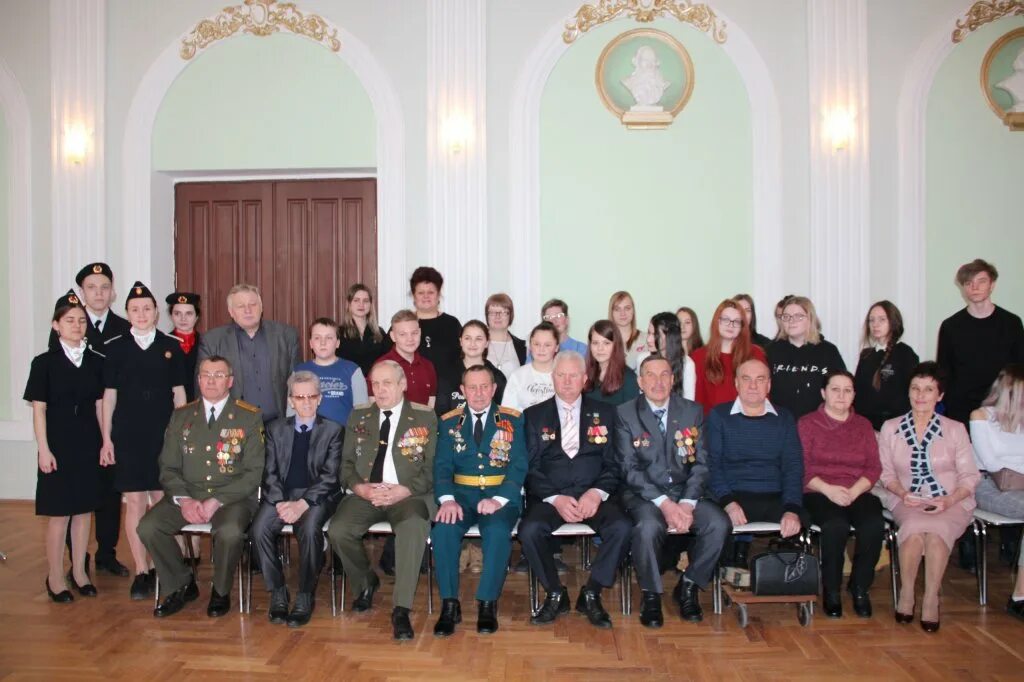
[392,606,414,640]
[207,588,231,617]
[639,591,663,628]
[477,600,499,634]
[433,598,462,637]
[530,587,569,625]
[67,572,98,597]
[677,578,703,622]
[46,577,74,603]
[287,592,314,628]
[352,573,380,612]
[153,579,198,618]
[94,556,130,577]
[847,586,872,618]
[268,586,289,624]
[823,591,843,618]
[1006,597,1024,622]
[130,572,154,601]
[576,587,612,629]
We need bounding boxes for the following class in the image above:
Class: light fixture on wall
[441,113,472,154]
[823,107,856,152]
[63,122,90,165]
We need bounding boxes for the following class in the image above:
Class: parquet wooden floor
[1,500,1021,681]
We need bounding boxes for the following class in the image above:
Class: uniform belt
[453,474,505,488]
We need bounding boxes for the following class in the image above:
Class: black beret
[124,281,157,308]
[75,262,113,286]
[54,289,84,311]
[165,291,201,308]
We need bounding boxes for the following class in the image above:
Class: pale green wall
[0,106,10,420]
[540,19,753,336]
[926,17,1024,357]
[153,33,376,170]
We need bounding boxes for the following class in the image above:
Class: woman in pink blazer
[878,362,979,633]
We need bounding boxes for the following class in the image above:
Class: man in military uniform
[327,360,437,641]
[138,355,265,618]
[431,364,527,637]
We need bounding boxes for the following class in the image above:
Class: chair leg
[426,543,434,615]
[975,520,988,606]
[888,526,901,608]
[624,559,633,616]
[713,565,722,615]
[328,538,338,617]
[154,574,161,608]
[528,564,538,616]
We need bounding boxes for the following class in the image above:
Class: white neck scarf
[60,339,87,368]
[131,327,156,351]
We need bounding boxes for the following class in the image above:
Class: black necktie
[473,412,485,446]
[300,424,309,433]
[369,410,393,483]
[208,405,216,427]
[95,319,102,333]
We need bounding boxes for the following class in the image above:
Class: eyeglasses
[199,372,231,380]
[487,309,509,318]
[543,312,566,321]
[781,313,807,323]
[291,393,321,402]
[719,317,743,328]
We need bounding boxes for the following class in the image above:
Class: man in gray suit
[615,355,729,628]
[251,370,344,627]
[197,283,300,422]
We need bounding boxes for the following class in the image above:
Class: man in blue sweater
[706,358,807,556]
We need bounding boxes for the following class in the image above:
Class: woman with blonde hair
[970,364,1024,620]
[338,283,388,375]
[609,291,646,369]
[767,296,845,418]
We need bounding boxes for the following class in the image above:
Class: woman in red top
[798,370,884,619]
[691,299,765,415]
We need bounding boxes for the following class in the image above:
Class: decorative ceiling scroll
[952,0,1024,43]
[180,0,341,60]
[563,0,727,44]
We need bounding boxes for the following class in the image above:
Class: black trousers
[252,490,338,593]
[628,499,730,593]
[803,492,885,594]
[66,465,121,561]
[721,491,810,557]
[518,499,632,593]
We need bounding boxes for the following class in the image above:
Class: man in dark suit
[49,262,131,578]
[326,360,437,640]
[252,370,344,627]
[520,351,631,629]
[615,355,730,627]
[197,283,300,423]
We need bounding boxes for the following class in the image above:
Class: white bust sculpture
[621,45,670,112]
[995,46,1024,113]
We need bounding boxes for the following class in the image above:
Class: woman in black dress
[27,291,104,602]
[100,282,186,599]
[853,300,919,430]
[165,292,201,402]
[409,266,462,369]
[434,319,507,416]
[337,283,388,375]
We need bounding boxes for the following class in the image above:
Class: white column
[807,0,870,367]
[50,0,106,296]
[426,0,487,323]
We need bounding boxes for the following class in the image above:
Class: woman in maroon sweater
[798,370,885,619]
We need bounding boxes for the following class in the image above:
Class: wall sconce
[823,108,855,152]
[63,122,90,165]
[441,113,471,154]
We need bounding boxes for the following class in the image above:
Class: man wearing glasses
[527,299,587,362]
[139,356,266,617]
[251,371,344,627]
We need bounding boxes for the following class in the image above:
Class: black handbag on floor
[750,539,819,596]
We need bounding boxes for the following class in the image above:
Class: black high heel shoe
[46,577,74,603]
[894,610,914,624]
[920,602,940,633]
[67,571,98,597]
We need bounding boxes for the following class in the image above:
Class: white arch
[507,12,783,327]
[0,58,34,438]
[122,23,407,317]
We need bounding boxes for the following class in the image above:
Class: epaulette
[176,399,200,411]
[498,405,521,418]
[409,402,433,412]
[104,335,123,345]
[235,399,261,414]
[441,406,465,421]
[353,401,375,410]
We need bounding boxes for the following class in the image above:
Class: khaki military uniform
[138,398,265,595]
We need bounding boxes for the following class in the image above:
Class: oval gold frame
[595,28,695,121]
[980,26,1024,120]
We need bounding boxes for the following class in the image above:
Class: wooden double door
[174,179,377,341]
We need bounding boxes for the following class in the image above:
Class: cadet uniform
[138,398,265,596]
[431,403,527,604]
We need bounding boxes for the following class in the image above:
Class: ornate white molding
[122,17,407,318]
[562,0,727,44]
[952,0,1024,42]
[180,0,341,60]
[508,9,783,336]
[896,8,964,355]
[50,0,106,298]
[0,58,35,439]
[426,0,488,323]
[807,0,871,367]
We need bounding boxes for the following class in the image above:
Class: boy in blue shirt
[294,317,367,425]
